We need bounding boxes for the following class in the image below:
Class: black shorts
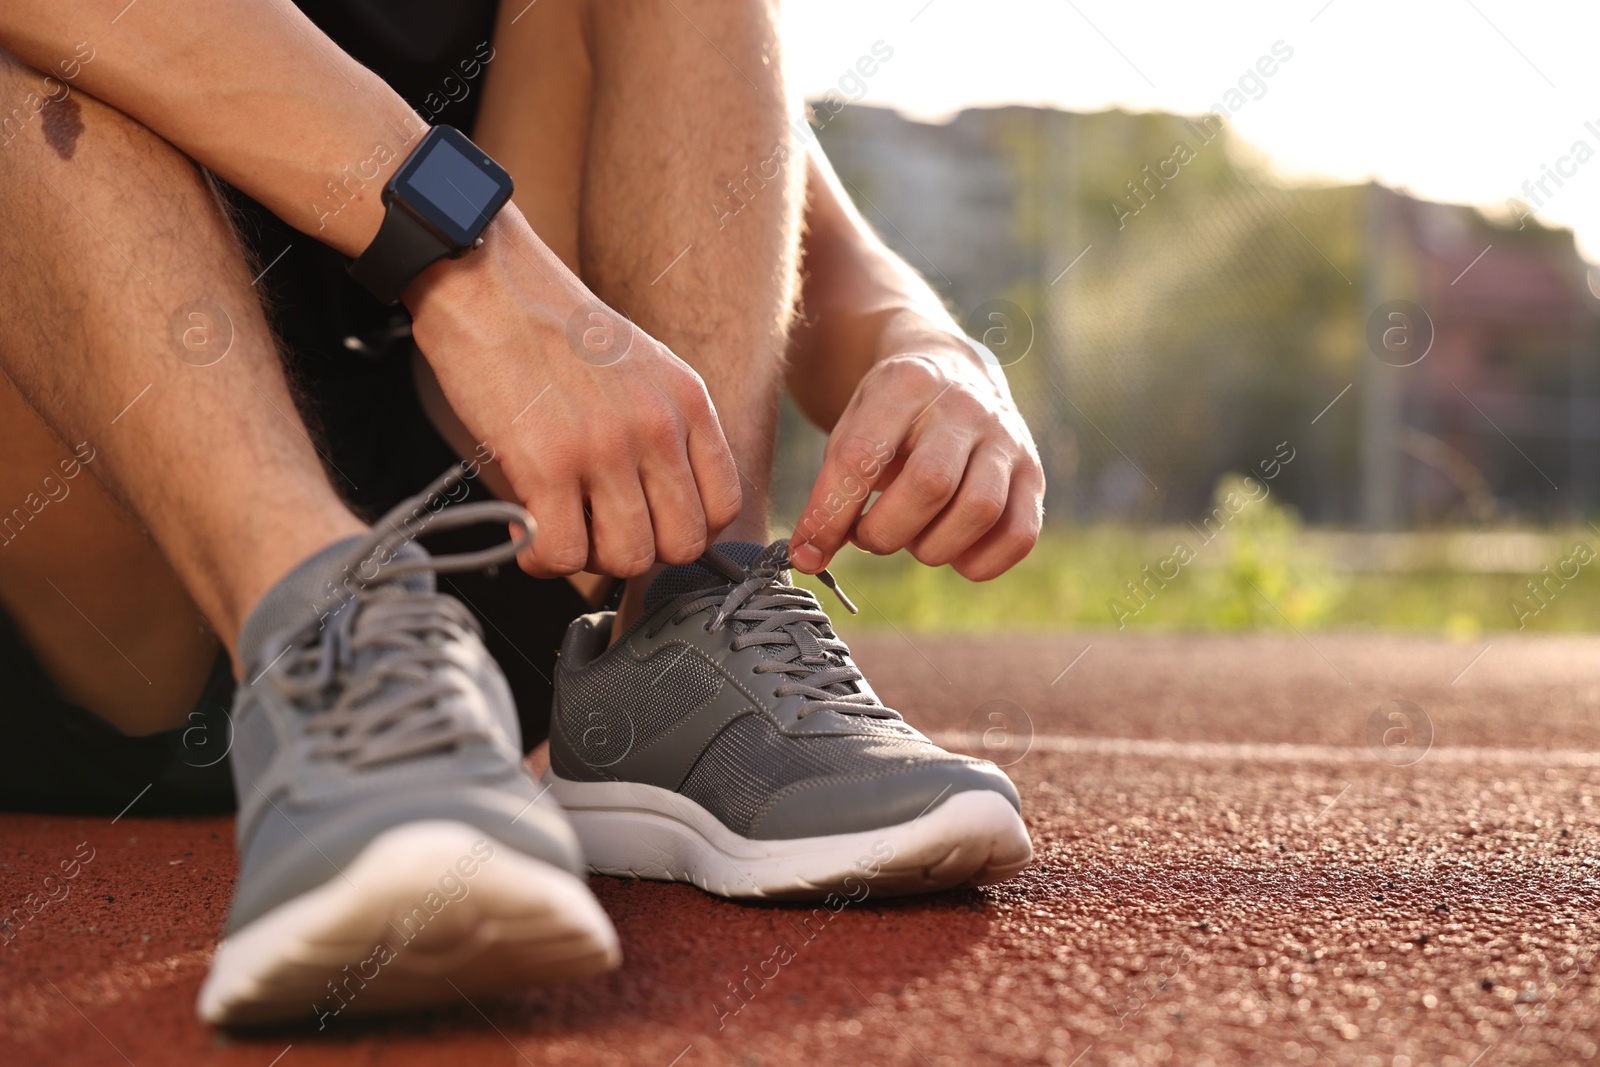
[0,185,590,821]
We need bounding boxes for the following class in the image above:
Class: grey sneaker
[546,541,1032,900]
[198,468,618,1027]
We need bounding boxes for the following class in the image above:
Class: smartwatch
[347,125,514,305]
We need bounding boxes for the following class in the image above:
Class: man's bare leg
[0,54,365,732]
[576,0,801,544]
[0,378,220,735]
[464,0,803,634]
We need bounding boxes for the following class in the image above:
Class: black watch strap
[347,199,455,306]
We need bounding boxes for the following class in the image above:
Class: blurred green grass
[793,476,1600,637]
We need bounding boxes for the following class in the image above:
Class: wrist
[402,209,513,314]
[401,207,591,367]
[403,208,562,320]
[873,306,1008,391]
[346,125,514,305]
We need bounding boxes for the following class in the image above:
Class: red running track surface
[3,632,1599,1066]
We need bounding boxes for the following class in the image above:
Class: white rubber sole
[197,820,620,1027]
[544,774,1033,900]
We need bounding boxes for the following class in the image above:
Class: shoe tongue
[237,536,435,672]
[642,540,772,616]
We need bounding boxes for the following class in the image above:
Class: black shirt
[291,0,501,133]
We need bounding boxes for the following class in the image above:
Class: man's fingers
[586,474,656,578]
[517,485,590,577]
[789,427,903,572]
[641,443,709,565]
[852,428,974,557]
[950,464,1045,581]
[684,408,742,542]
[903,445,1012,567]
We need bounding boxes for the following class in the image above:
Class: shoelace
[646,541,902,721]
[267,465,533,769]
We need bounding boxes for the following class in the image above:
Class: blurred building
[1400,195,1597,519]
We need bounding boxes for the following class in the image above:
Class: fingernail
[791,542,823,572]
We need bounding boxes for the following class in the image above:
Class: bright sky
[781,0,1600,265]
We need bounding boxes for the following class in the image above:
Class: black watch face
[393,126,514,248]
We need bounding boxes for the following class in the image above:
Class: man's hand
[789,322,1044,581]
[408,211,742,578]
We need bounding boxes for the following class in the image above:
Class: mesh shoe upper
[226,468,583,933]
[550,540,1020,839]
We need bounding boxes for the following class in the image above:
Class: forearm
[0,0,423,257]
[784,141,1042,579]
[786,142,999,428]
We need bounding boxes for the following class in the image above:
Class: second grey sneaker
[197,468,618,1027]
[546,541,1032,900]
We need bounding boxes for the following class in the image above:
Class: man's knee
[0,43,255,302]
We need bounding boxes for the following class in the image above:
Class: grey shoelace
[647,541,901,721]
[266,466,533,768]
